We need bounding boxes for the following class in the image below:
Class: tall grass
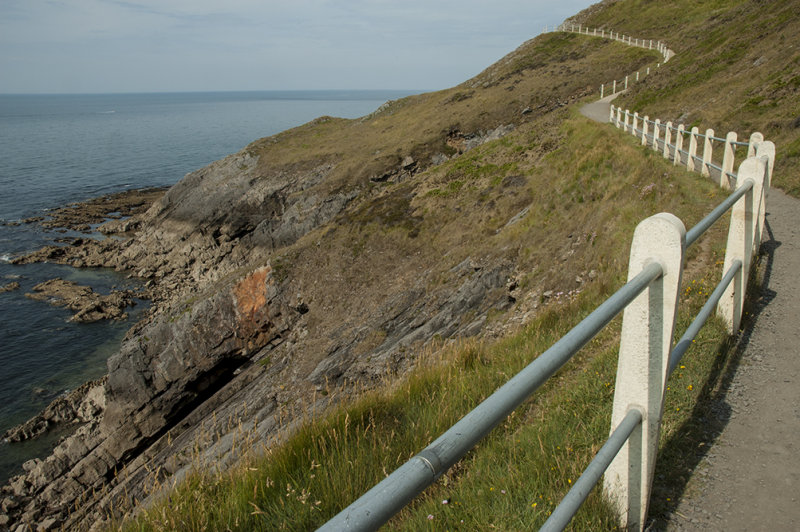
[122,245,733,531]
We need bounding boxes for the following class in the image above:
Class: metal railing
[318,24,775,532]
[551,25,674,98]
[319,136,774,532]
[610,105,768,191]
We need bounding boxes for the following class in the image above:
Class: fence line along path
[663,191,800,531]
[581,82,800,532]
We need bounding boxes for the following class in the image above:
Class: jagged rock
[24,279,135,322]
[0,281,20,293]
[3,379,107,442]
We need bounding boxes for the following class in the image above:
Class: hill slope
[3,0,799,529]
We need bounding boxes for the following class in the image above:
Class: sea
[0,89,417,483]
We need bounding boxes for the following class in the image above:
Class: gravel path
[580,98,800,530]
[662,188,800,531]
[578,92,623,123]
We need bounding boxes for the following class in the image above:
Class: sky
[0,0,596,94]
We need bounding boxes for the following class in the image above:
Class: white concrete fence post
[674,124,685,166]
[604,213,686,532]
[663,121,673,159]
[754,140,775,251]
[609,104,615,124]
[641,116,649,146]
[747,132,764,158]
[647,67,650,76]
[636,71,640,82]
[624,109,631,132]
[616,106,623,128]
[721,132,738,190]
[687,127,700,172]
[717,156,767,333]
[653,119,661,152]
[632,112,639,136]
[701,128,714,178]
[625,75,629,90]
[601,83,605,99]
[613,79,617,94]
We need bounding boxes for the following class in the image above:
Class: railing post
[613,79,617,94]
[604,213,686,532]
[717,157,766,333]
[616,106,622,128]
[625,75,629,90]
[601,83,605,99]
[663,121,672,159]
[636,71,640,82]
[701,128,714,178]
[647,66,650,76]
[641,116,649,146]
[652,119,661,151]
[632,112,639,136]
[673,124,685,166]
[609,104,615,124]
[721,132,738,190]
[747,131,764,158]
[624,109,631,132]
[754,141,775,252]
[687,126,699,172]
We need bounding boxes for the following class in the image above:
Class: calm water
[0,90,416,482]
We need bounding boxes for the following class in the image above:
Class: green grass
[110,1,793,528]
[122,253,735,531]
[121,105,738,530]
[585,0,800,196]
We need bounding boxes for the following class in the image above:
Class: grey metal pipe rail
[543,179,757,531]
[685,179,752,246]
[668,260,742,376]
[318,262,664,531]
[731,140,750,147]
[540,408,643,531]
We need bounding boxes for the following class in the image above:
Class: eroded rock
[25,278,136,323]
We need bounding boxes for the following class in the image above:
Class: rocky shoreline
[0,34,598,527]
[0,138,527,530]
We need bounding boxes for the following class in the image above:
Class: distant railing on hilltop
[548,23,675,98]
[318,27,775,532]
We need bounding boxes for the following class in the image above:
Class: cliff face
[1,22,665,529]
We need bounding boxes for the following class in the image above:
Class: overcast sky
[1,0,596,94]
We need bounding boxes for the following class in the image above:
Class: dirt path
[663,188,800,531]
[580,98,800,530]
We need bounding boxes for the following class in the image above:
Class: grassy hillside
[122,112,729,530]
[119,0,796,530]
[575,0,800,196]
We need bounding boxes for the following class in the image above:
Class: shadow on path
[645,213,780,530]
